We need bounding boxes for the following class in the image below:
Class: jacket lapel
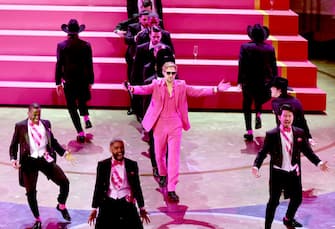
[41,120,52,146]
[24,119,29,143]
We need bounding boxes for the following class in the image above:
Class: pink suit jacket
[133,79,215,132]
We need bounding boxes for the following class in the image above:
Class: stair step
[0,55,317,88]
[0,5,298,35]
[0,80,326,112]
[0,30,308,61]
[0,0,290,10]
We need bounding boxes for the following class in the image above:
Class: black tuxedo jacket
[125,22,173,63]
[131,42,174,84]
[9,119,66,185]
[9,119,66,163]
[238,41,278,103]
[253,126,321,174]
[56,36,94,93]
[125,22,143,62]
[91,157,145,209]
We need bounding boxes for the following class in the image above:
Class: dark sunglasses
[165,71,177,75]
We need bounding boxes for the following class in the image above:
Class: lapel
[275,127,283,155]
[157,80,166,103]
[291,127,299,156]
[106,158,112,185]
[40,120,52,146]
[23,119,29,143]
[174,81,180,109]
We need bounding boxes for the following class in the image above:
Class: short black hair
[279,103,294,115]
[139,10,150,17]
[28,102,41,111]
[151,25,161,33]
[142,0,153,8]
[110,138,124,147]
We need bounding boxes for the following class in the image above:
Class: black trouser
[63,83,90,133]
[265,168,302,229]
[22,157,69,218]
[242,89,262,131]
[96,197,143,229]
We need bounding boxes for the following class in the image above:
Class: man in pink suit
[125,62,230,202]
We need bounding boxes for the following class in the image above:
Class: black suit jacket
[55,36,94,100]
[238,41,278,103]
[253,126,321,174]
[272,95,312,138]
[9,119,66,185]
[125,22,144,63]
[124,22,173,63]
[91,157,145,209]
[131,42,174,84]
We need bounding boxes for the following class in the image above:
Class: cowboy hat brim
[61,24,86,34]
[247,24,270,41]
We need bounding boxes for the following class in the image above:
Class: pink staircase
[0,0,327,112]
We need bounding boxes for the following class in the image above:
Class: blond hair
[162,62,177,72]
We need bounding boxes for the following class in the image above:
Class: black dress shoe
[255,116,262,129]
[167,191,180,203]
[57,204,72,221]
[283,217,303,227]
[85,120,92,129]
[243,133,254,141]
[77,135,85,143]
[127,108,135,115]
[159,176,167,188]
[32,221,42,229]
[153,167,159,178]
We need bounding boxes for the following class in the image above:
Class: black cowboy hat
[247,24,270,42]
[61,19,85,35]
[271,76,294,92]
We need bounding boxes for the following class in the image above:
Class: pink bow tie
[113,160,123,166]
[282,127,291,132]
[29,121,39,126]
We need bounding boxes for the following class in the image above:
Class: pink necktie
[111,161,123,189]
[30,122,42,147]
[280,128,292,155]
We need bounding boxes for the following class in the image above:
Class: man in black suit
[55,19,94,143]
[270,76,315,145]
[127,0,163,23]
[114,0,159,33]
[129,24,174,118]
[88,139,150,228]
[252,104,328,229]
[9,103,73,229]
[238,24,278,141]
[124,10,150,116]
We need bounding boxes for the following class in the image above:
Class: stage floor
[0,60,334,229]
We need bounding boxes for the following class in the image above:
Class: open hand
[252,167,261,178]
[140,208,150,224]
[320,161,329,172]
[56,85,64,96]
[64,151,76,165]
[88,209,97,226]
